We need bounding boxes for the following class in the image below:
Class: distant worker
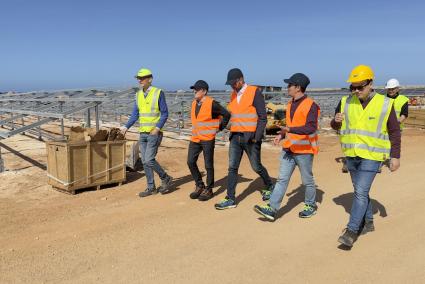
[331,65,401,248]
[215,68,274,210]
[254,73,320,221]
[188,80,230,201]
[385,79,409,129]
[121,68,173,197]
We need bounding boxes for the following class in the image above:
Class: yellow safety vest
[339,93,393,161]
[392,94,409,129]
[136,86,161,132]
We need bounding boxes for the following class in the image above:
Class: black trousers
[187,140,215,189]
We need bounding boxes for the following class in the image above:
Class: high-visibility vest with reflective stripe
[282,97,320,155]
[191,96,220,142]
[393,94,409,129]
[228,85,258,132]
[339,93,393,161]
[137,86,161,132]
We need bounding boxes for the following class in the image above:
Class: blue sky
[1,0,424,91]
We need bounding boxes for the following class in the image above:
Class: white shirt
[236,84,248,104]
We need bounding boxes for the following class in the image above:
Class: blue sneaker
[253,204,276,221]
[299,204,317,218]
[261,185,274,201]
[214,196,237,210]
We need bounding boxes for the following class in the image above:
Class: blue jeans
[345,157,381,233]
[139,132,167,189]
[227,135,273,201]
[269,151,317,211]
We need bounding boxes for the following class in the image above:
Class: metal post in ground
[95,104,100,132]
[0,146,4,173]
[86,108,91,128]
[20,102,25,135]
[59,102,65,139]
[37,102,42,141]
[180,101,185,136]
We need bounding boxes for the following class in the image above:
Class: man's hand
[120,126,128,135]
[390,158,400,172]
[150,128,160,136]
[273,134,283,146]
[334,113,344,123]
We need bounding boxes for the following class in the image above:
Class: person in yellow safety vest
[385,79,409,129]
[215,68,274,210]
[121,68,173,197]
[331,65,401,248]
[187,80,230,201]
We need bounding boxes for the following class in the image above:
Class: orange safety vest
[228,85,258,132]
[282,97,320,154]
[191,96,220,143]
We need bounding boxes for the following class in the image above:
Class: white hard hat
[385,78,400,89]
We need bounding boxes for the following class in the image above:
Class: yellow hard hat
[136,68,152,78]
[347,65,374,83]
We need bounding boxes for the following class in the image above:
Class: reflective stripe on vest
[137,87,161,132]
[228,85,258,132]
[191,96,220,142]
[339,93,393,161]
[282,97,320,155]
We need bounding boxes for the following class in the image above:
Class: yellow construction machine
[266,102,286,134]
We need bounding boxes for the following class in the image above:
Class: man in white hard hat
[385,79,409,129]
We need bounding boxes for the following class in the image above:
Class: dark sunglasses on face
[350,81,370,92]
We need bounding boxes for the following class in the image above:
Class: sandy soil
[0,128,424,283]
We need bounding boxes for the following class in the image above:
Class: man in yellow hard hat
[331,65,401,248]
[121,68,173,197]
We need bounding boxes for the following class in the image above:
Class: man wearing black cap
[188,80,230,201]
[215,68,274,210]
[254,73,320,221]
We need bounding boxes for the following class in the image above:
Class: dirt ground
[0,128,424,283]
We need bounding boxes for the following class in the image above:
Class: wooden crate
[46,140,126,194]
[405,109,425,128]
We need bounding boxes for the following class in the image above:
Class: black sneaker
[360,220,375,235]
[338,228,358,247]
[189,185,204,199]
[139,187,158,198]
[159,175,173,194]
[198,188,214,201]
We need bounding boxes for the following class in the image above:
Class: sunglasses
[350,81,370,92]
[135,76,150,81]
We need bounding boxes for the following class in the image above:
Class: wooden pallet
[405,109,425,128]
[52,181,124,195]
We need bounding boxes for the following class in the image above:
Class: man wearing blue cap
[188,80,230,201]
[254,73,320,221]
[215,68,274,210]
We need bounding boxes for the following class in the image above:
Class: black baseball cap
[190,80,209,91]
[284,73,310,89]
[225,68,244,85]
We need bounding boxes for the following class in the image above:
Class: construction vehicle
[266,102,286,134]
